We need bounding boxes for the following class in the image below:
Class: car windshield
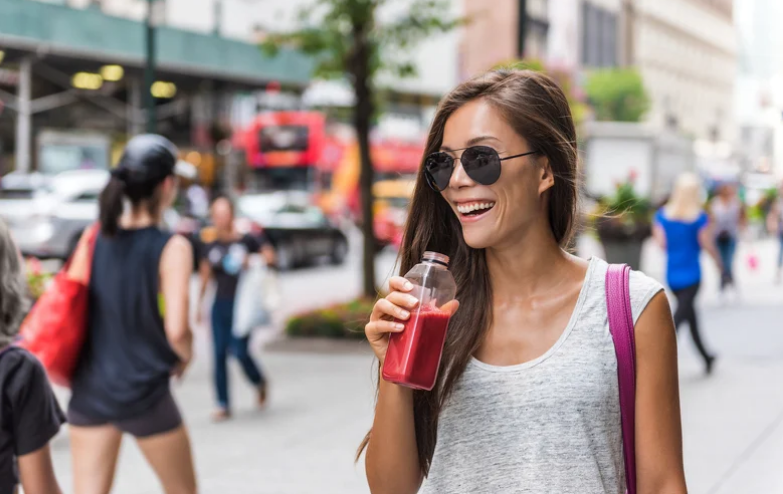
[0,173,51,200]
[0,188,37,200]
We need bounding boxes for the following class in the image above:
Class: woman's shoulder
[0,346,49,389]
[160,234,194,266]
[589,258,665,325]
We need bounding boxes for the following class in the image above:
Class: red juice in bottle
[382,252,456,391]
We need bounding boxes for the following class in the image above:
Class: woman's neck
[216,226,236,242]
[119,208,159,230]
[486,223,578,301]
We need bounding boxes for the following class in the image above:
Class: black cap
[112,134,178,185]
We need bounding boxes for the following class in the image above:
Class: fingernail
[403,281,413,290]
[408,296,419,307]
[398,309,410,318]
[395,323,405,330]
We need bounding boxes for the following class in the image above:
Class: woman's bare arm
[159,235,194,366]
[634,291,688,494]
[365,380,422,494]
[698,220,723,272]
[364,277,425,494]
[18,444,61,494]
[653,223,666,250]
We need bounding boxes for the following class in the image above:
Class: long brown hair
[358,69,580,476]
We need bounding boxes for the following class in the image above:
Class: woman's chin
[462,231,495,250]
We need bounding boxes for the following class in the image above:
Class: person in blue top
[654,173,723,374]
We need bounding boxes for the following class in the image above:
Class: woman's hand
[172,358,190,380]
[195,307,204,326]
[366,277,459,363]
[366,277,419,363]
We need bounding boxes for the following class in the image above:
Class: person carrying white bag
[197,196,277,422]
[233,253,282,339]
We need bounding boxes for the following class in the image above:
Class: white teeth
[457,202,496,214]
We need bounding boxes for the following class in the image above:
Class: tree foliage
[584,68,650,123]
[262,0,459,297]
[262,0,459,87]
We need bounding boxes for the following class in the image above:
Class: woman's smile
[454,199,497,223]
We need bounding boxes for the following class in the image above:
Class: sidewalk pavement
[47,237,783,493]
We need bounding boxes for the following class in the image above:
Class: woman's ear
[537,155,555,195]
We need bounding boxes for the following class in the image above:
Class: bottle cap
[422,251,449,267]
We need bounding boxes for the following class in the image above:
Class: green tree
[584,68,650,122]
[263,0,458,298]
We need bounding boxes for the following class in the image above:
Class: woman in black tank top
[68,135,197,494]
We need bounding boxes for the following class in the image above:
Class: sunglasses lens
[461,146,501,185]
[425,153,454,190]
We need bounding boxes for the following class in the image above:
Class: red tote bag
[19,224,99,387]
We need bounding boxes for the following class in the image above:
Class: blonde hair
[664,173,704,221]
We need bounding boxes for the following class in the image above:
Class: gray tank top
[420,258,663,494]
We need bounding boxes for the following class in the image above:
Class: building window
[520,0,550,60]
[581,2,618,68]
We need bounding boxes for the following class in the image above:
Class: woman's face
[211,198,234,231]
[439,98,553,250]
[719,184,735,199]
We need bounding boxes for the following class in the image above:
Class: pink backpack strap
[605,264,637,494]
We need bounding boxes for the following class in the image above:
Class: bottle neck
[422,259,448,270]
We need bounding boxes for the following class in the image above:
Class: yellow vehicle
[373,179,415,248]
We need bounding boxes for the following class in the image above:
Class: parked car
[0,170,109,260]
[235,192,348,271]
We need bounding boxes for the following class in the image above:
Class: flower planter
[596,219,651,271]
[600,239,644,270]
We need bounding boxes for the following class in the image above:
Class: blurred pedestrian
[361,70,687,493]
[67,135,197,494]
[654,173,722,374]
[0,220,64,494]
[709,183,746,294]
[767,182,783,284]
[197,196,275,421]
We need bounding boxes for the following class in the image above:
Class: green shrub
[285,298,377,339]
[585,68,650,122]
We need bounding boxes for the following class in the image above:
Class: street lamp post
[145,0,157,133]
[517,0,528,58]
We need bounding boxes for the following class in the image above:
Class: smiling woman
[359,70,687,494]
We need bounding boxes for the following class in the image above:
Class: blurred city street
[43,231,783,494]
[2,0,783,492]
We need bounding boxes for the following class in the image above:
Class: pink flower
[26,257,42,276]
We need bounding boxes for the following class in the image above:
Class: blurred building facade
[461,0,551,76]
[629,0,736,143]
[0,0,313,175]
[462,0,736,144]
[734,0,783,177]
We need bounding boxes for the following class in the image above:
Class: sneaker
[258,383,268,408]
[211,408,232,422]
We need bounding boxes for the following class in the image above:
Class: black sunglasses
[424,145,538,191]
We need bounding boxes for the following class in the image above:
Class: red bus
[235,110,424,220]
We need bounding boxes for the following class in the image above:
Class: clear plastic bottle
[382,251,457,391]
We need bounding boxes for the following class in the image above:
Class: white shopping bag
[232,255,278,338]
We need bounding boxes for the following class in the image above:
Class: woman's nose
[448,159,474,189]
